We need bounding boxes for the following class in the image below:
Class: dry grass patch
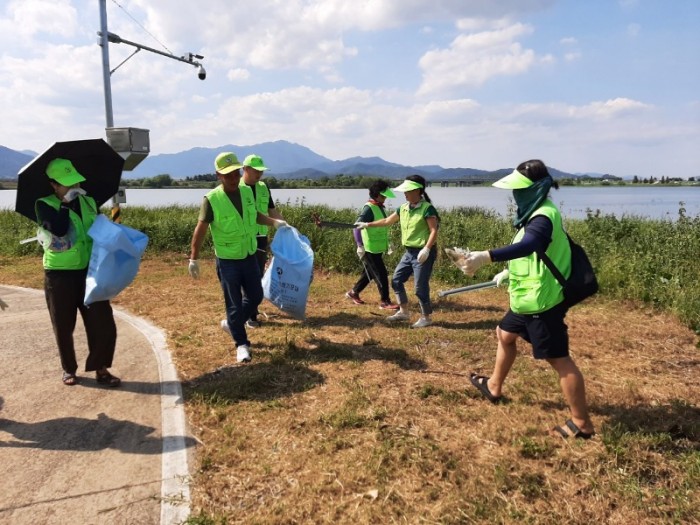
[1,254,698,524]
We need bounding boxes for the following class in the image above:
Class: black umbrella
[15,138,125,223]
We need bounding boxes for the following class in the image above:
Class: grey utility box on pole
[106,127,150,171]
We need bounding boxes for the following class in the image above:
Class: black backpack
[539,234,598,308]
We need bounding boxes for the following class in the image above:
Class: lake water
[0,185,697,220]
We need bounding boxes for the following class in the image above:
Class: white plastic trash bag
[84,214,149,305]
[262,225,314,320]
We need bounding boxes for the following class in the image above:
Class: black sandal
[96,371,121,387]
[62,372,79,386]
[469,373,502,404]
[552,419,595,440]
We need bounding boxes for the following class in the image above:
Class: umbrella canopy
[15,138,125,223]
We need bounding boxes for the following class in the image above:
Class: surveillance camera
[198,65,206,80]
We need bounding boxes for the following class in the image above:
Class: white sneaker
[411,317,433,328]
[386,311,410,322]
[236,344,251,363]
[220,319,231,334]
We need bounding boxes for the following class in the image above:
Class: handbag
[539,233,598,308]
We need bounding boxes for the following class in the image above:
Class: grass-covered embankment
[1,204,697,332]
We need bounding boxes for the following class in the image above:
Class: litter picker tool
[311,212,356,229]
[437,280,497,298]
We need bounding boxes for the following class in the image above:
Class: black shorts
[498,303,569,359]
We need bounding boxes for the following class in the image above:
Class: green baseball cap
[214,152,243,174]
[243,154,268,171]
[394,180,423,193]
[45,158,86,186]
[492,169,534,189]
[380,188,396,198]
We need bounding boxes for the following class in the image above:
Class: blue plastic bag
[262,226,314,320]
[84,215,149,305]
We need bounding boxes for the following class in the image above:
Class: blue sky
[0,0,698,178]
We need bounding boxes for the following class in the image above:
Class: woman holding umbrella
[35,158,120,387]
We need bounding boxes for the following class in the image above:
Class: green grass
[1,204,698,331]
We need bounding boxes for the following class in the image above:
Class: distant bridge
[426,179,493,187]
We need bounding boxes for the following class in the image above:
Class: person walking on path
[239,154,284,328]
[345,180,400,310]
[460,159,595,440]
[188,152,288,364]
[35,158,120,387]
[356,174,439,328]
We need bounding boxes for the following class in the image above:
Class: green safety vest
[360,202,389,253]
[206,185,257,260]
[35,194,97,270]
[240,179,271,236]
[399,201,431,248]
[508,200,571,314]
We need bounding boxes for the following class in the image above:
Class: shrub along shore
[0,204,697,332]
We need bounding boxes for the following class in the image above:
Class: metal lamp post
[97,0,205,221]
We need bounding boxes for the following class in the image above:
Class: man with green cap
[239,153,284,328]
[346,179,399,310]
[459,159,595,441]
[188,152,288,364]
[35,158,120,387]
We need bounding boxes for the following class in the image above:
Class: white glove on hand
[417,246,431,264]
[493,269,509,287]
[354,222,369,230]
[356,246,366,258]
[0,297,8,310]
[63,188,86,203]
[188,259,200,279]
[461,250,491,276]
[273,219,289,229]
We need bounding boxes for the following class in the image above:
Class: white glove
[356,246,366,258]
[493,269,509,287]
[0,297,8,310]
[273,219,289,229]
[63,188,86,203]
[461,250,491,276]
[188,259,200,279]
[417,246,430,264]
[354,222,369,230]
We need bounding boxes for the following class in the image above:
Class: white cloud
[227,68,250,82]
[417,23,548,96]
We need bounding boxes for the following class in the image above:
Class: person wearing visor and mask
[35,158,120,387]
[238,154,284,328]
[188,152,288,364]
[356,174,439,328]
[345,180,400,310]
[459,159,595,440]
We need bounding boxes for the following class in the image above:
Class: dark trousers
[250,236,269,321]
[352,251,391,303]
[216,255,263,347]
[44,269,117,374]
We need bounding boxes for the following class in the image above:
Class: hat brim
[380,188,395,198]
[246,165,268,171]
[394,180,423,192]
[217,164,243,175]
[492,169,533,189]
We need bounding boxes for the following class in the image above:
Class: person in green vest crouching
[356,174,440,328]
[239,154,285,328]
[460,159,595,440]
[188,152,288,364]
[345,180,400,310]
[35,158,120,387]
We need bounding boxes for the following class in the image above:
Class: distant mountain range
[0,140,618,181]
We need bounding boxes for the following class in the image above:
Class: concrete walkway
[0,285,193,525]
